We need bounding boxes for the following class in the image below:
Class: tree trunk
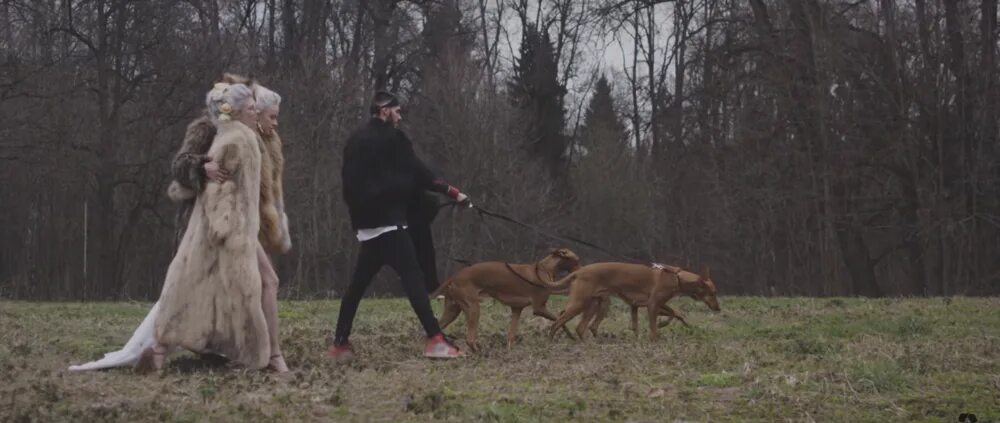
[267,0,277,70]
[371,0,398,90]
[942,0,973,295]
[282,0,298,67]
[302,0,329,64]
[942,0,969,196]
[630,4,643,154]
[834,221,882,297]
[667,0,685,157]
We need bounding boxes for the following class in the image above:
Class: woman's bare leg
[257,243,288,372]
[136,342,167,374]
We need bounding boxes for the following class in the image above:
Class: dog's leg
[549,300,586,340]
[654,303,672,328]
[646,293,673,341]
[532,295,575,340]
[535,308,576,340]
[657,305,689,328]
[530,293,557,321]
[465,299,481,353]
[575,298,599,340]
[647,305,661,341]
[533,308,559,321]
[630,305,640,336]
[507,307,524,349]
[587,297,610,337]
[438,296,462,330]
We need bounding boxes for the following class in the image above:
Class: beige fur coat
[168,116,290,255]
[155,121,270,369]
[257,130,291,254]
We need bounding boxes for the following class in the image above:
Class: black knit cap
[370,91,400,115]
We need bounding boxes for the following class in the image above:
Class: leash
[442,200,659,266]
[503,262,550,289]
[446,254,553,290]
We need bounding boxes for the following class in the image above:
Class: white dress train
[68,302,173,371]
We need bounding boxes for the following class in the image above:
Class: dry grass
[1,297,999,422]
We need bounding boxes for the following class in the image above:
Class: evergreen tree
[419,0,468,73]
[578,75,627,158]
[508,24,568,170]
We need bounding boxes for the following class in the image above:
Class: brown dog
[434,248,582,352]
[585,265,713,336]
[546,262,720,340]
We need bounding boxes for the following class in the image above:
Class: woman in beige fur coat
[168,81,291,372]
[146,83,270,370]
[68,78,292,373]
[249,85,291,371]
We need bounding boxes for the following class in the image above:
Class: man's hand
[204,159,229,183]
[446,185,473,208]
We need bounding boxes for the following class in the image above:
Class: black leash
[446,256,553,289]
[443,200,656,265]
[503,262,549,289]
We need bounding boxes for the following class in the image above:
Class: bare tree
[3,0,1000,299]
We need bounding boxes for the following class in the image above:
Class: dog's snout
[705,296,721,312]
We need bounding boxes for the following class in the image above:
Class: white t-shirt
[356,225,407,242]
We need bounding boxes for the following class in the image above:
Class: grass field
[1,297,999,422]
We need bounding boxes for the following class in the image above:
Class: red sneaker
[424,334,464,359]
[327,342,355,363]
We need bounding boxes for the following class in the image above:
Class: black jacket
[342,118,452,230]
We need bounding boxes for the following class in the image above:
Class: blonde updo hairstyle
[206,83,256,126]
[254,85,281,112]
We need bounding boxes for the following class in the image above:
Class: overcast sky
[485,0,676,133]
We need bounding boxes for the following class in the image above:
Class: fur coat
[155,121,270,368]
[258,130,291,254]
[168,115,290,254]
[168,113,216,245]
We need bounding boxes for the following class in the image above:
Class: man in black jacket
[329,91,468,360]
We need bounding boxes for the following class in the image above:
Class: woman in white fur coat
[69,82,270,372]
[146,82,270,370]
[70,81,294,372]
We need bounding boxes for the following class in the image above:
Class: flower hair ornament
[210,82,234,122]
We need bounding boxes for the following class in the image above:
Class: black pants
[333,229,441,345]
[409,221,439,294]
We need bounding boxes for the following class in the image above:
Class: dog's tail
[430,257,473,298]
[546,272,578,291]
[430,277,455,298]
